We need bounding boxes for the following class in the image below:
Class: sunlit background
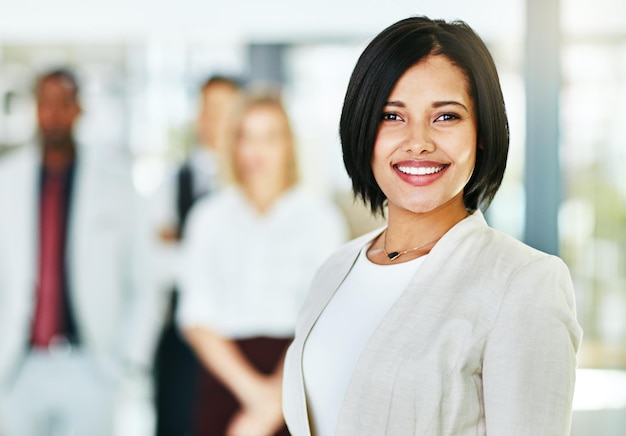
[0,0,624,434]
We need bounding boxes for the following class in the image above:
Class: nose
[405,120,435,154]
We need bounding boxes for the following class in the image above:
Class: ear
[73,101,83,116]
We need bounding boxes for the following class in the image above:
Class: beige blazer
[283,211,582,436]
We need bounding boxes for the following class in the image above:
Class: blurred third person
[177,91,347,436]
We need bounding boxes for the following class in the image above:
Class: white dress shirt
[177,186,347,339]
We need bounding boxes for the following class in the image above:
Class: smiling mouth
[395,164,448,176]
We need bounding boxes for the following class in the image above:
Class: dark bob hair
[340,16,509,215]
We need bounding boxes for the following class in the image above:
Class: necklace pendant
[387,251,400,261]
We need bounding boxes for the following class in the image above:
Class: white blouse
[177,186,347,339]
[303,245,426,436]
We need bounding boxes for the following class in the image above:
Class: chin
[393,196,458,216]
[392,202,438,216]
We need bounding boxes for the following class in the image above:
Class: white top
[177,186,347,339]
[302,245,426,436]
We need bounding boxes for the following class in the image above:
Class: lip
[392,160,449,186]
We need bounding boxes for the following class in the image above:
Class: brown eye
[381,113,402,121]
[435,113,459,122]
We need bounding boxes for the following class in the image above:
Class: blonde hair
[222,90,299,189]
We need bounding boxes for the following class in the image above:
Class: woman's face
[372,54,478,217]
[235,104,292,188]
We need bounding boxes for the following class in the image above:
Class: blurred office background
[0,0,624,434]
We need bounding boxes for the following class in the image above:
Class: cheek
[235,144,253,167]
[371,137,389,173]
[237,142,282,169]
[458,143,476,165]
[457,146,478,187]
[62,113,76,126]
[451,129,478,167]
[267,143,290,171]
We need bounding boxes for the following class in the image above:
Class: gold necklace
[382,230,441,261]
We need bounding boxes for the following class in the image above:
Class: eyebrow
[385,100,469,112]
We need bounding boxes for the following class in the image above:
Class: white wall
[0,0,523,44]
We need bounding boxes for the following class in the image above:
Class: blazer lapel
[285,227,384,435]
[11,146,40,305]
[336,212,487,434]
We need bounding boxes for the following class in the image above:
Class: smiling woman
[282,16,583,436]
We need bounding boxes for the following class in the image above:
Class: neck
[364,191,470,265]
[42,141,76,170]
[199,140,216,152]
[243,179,289,214]
[385,194,469,252]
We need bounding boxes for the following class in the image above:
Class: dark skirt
[192,336,292,436]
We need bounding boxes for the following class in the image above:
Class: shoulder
[430,212,581,345]
[484,229,573,302]
[0,146,39,210]
[282,187,347,225]
[72,147,134,207]
[314,227,381,275]
[466,213,575,311]
[280,187,329,209]
[444,211,561,274]
[433,211,576,306]
[76,149,138,212]
[79,146,132,180]
[184,187,240,231]
[0,144,37,175]
[194,187,239,215]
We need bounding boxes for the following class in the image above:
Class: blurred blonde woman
[177,92,347,435]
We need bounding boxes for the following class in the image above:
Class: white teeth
[396,165,446,176]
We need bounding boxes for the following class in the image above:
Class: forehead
[203,82,239,99]
[239,103,289,134]
[37,77,77,100]
[389,55,472,104]
[244,103,284,121]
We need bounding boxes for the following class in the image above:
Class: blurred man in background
[0,68,164,436]
[152,75,242,436]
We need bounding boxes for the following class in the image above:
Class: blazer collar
[300,210,487,338]
[289,210,488,434]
